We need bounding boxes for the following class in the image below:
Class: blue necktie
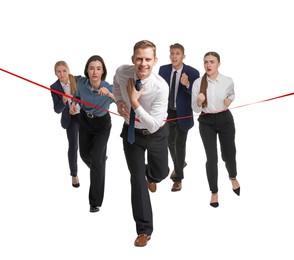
[169,71,177,110]
[128,79,142,144]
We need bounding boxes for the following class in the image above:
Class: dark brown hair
[54,60,76,95]
[199,52,220,108]
[84,55,107,81]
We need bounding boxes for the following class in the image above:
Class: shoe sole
[90,207,100,213]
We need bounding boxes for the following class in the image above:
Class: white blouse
[191,73,235,114]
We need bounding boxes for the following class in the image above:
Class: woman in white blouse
[191,52,240,208]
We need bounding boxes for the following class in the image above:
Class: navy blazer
[50,76,80,129]
[159,64,200,132]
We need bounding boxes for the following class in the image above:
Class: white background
[1,0,294,259]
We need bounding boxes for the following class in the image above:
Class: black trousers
[66,114,79,177]
[79,110,111,207]
[167,109,188,182]
[198,110,237,193]
[121,123,169,235]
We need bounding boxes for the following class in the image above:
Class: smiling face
[204,54,220,80]
[55,65,69,85]
[132,47,157,80]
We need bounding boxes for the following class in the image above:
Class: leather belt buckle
[86,112,94,118]
[142,129,150,135]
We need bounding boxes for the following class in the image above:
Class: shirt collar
[207,72,221,83]
[61,80,70,88]
[133,73,152,85]
[172,65,183,74]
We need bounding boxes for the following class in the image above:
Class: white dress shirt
[61,81,71,96]
[113,65,169,133]
[61,81,80,114]
[191,73,235,114]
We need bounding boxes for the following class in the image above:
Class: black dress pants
[167,109,188,182]
[79,110,111,207]
[121,123,169,236]
[66,114,79,177]
[198,110,237,193]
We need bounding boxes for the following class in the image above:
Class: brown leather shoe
[170,162,187,179]
[134,234,151,247]
[147,181,157,192]
[171,182,182,192]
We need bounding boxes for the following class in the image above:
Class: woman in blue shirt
[70,55,114,213]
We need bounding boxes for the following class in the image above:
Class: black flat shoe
[210,202,219,208]
[72,183,80,188]
[90,206,100,213]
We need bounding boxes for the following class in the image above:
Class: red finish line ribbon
[165,92,294,122]
[0,67,120,117]
[1,67,293,122]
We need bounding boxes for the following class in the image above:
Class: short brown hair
[133,40,156,57]
[170,43,185,54]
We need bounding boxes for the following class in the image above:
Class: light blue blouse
[74,77,114,117]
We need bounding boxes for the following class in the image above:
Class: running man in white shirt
[113,40,169,247]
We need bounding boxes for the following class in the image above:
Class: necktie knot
[135,79,142,91]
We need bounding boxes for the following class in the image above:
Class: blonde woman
[50,61,80,188]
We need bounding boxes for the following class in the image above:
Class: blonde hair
[54,60,77,95]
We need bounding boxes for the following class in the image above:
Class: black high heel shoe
[72,176,80,188]
[210,193,219,208]
[230,177,240,196]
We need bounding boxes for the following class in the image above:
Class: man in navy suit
[159,43,200,191]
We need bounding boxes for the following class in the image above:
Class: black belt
[82,109,98,119]
[201,109,229,115]
[86,113,97,118]
[124,123,165,135]
[135,128,151,135]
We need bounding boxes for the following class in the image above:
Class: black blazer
[50,76,80,129]
[159,64,200,132]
